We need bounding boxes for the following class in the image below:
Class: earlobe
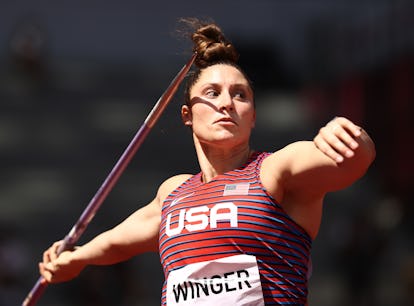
[181,105,192,126]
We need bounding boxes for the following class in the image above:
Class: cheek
[240,107,256,126]
[191,105,213,124]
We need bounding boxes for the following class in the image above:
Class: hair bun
[178,18,239,68]
[192,24,239,68]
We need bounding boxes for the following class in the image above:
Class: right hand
[39,240,84,283]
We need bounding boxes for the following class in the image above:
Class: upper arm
[105,174,191,257]
[108,198,161,256]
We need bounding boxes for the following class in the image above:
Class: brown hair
[178,18,253,105]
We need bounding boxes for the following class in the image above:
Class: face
[181,64,256,148]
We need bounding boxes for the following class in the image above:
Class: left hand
[314,116,363,163]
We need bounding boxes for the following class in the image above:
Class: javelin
[22,52,197,306]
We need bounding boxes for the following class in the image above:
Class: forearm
[282,135,375,195]
[73,229,137,268]
[41,191,162,283]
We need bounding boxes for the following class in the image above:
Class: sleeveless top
[158,152,312,305]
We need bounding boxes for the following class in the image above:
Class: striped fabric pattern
[159,152,312,305]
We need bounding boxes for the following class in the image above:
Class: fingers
[331,116,361,136]
[39,253,71,283]
[39,240,63,283]
[39,262,53,283]
[42,241,61,264]
[50,241,63,261]
[327,121,357,156]
[315,116,363,163]
[314,133,344,163]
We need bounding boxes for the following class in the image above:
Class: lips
[214,117,237,125]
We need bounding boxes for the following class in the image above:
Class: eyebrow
[231,83,254,96]
[201,82,253,93]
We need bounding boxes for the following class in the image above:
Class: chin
[208,136,246,148]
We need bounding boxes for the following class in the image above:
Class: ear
[181,105,192,126]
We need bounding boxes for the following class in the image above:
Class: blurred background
[0,0,413,305]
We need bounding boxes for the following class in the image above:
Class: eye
[234,91,245,99]
[231,85,252,102]
[205,88,219,98]
[233,90,251,102]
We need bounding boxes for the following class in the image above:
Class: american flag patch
[223,183,250,196]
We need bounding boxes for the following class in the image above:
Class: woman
[39,19,376,305]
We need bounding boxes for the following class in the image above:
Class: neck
[194,140,252,183]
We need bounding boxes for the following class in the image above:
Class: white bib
[166,254,264,305]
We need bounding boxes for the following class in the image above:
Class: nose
[218,92,234,112]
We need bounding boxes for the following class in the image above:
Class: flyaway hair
[178,17,239,68]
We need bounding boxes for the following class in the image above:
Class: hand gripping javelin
[22,52,197,306]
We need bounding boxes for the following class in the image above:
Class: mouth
[214,117,237,125]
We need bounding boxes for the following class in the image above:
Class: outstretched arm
[39,198,161,283]
[38,174,190,283]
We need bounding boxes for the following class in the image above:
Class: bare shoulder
[156,174,193,202]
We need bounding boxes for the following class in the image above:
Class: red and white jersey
[159,152,312,305]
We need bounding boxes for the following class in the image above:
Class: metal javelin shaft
[22,53,196,306]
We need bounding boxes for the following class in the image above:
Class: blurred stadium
[0,1,413,305]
